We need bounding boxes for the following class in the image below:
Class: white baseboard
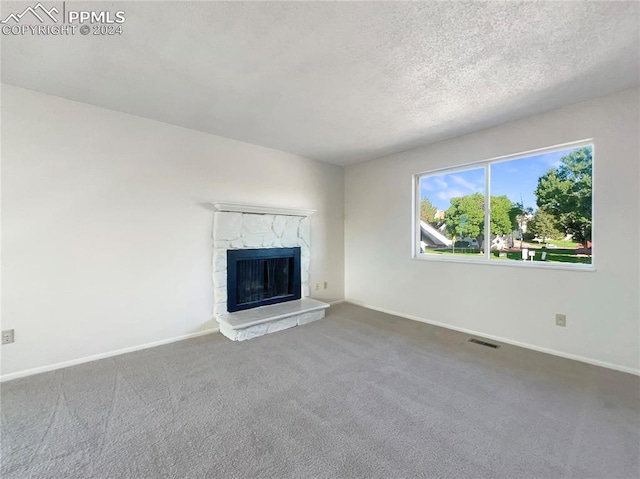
[329,299,346,305]
[344,299,640,376]
[1,328,220,383]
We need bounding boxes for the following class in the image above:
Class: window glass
[419,167,485,256]
[416,143,593,268]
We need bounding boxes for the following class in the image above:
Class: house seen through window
[416,143,593,267]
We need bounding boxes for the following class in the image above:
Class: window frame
[412,139,595,271]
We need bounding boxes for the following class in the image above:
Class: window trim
[412,139,595,271]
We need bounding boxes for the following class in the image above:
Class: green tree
[420,197,438,224]
[445,193,517,249]
[445,193,484,245]
[535,147,593,243]
[491,195,517,236]
[528,208,563,242]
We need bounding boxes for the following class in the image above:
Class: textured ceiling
[2,1,639,165]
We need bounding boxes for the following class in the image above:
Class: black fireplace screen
[226,247,301,312]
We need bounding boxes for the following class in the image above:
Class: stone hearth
[217,298,329,341]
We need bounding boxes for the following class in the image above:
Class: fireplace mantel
[211,202,316,217]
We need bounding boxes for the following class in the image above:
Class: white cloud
[422,177,448,191]
[538,151,565,169]
[450,174,481,192]
[434,177,448,188]
[437,189,466,201]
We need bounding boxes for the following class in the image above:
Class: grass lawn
[520,239,580,248]
[491,249,591,264]
[424,248,482,256]
[422,247,591,264]
[543,239,581,248]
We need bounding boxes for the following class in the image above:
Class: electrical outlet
[323,281,328,289]
[2,329,15,344]
[555,313,566,327]
[315,282,320,291]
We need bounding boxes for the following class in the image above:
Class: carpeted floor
[2,303,639,478]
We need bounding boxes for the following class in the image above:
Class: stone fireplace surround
[212,203,329,341]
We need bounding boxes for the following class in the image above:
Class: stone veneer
[212,211,311,317]
[217,298,329,341]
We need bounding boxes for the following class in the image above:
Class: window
[414,141,593,269]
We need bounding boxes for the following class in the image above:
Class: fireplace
[226,247,301,312]
[212,203,328,341]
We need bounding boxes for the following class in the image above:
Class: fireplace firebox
[226,247,301,312]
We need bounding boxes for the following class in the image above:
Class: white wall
[345,88,640,374]
[1,85,345,378]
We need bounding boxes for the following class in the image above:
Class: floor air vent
[468,338,499,349]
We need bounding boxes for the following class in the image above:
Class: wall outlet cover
[2,329,15,344]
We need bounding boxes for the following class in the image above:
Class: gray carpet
[2,303,639,478]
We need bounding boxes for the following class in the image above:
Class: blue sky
[420,147,578,211]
